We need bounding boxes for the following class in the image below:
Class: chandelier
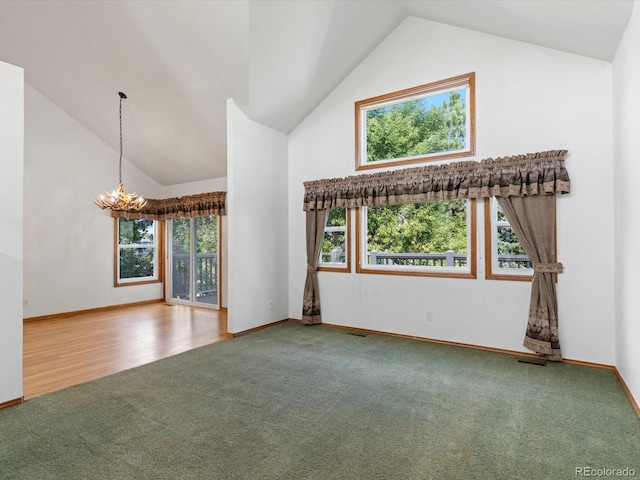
[94,92,147,211]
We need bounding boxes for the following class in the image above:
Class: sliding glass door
[168,216,219,307]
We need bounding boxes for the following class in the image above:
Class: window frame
[355,72,475,171]
[166,215,221,307]
[484,198,533,282]
[318,207,351,273]
[114,217,164,287]
[355,199,477,279]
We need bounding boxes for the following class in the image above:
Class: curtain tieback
[307,263,316,274]
[533,262,563,273]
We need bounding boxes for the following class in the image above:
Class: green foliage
[326,208,347,228]
[367,201,467,254]
[443,90,466,148]
[195,216,218,253]
[171,216,218,255]
[118,218,154,245]
[172,218,191,255]
[119,218,155,279]
[365,89,466,163]
[497,226,527,256]
[322,208,347,255]
[120,249,155,279]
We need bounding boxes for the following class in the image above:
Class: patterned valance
[303,150,569,211]
[112,191,226,220]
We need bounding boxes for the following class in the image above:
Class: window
[484,198,532,281]
[168,216,220,306]
[355,72,475,170]
[357,199,476,278]
[318,207,350,272]
[115,218,163,286]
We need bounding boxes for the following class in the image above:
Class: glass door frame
[166,215,221,309]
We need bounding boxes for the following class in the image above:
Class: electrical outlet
[267,300,273,310]
[426,311,433,322]
[23,299,28,307]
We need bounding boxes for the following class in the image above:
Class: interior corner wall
[23,84,165,318]
[0,60,24,403]
[226,98,288,334]
[288,17,616,365]
[613,1,640,407]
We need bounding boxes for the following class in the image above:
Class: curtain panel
[302,209,328,325]
[498,196,563,360]
[303,150,569,211]
[111,191,226,220]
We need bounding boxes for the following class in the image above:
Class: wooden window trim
[318,208,352,273]
[484,200,531,282]
[484,199,556,282]
[355,72,476,171]
[355,200,477,279]
[114,218,165,287]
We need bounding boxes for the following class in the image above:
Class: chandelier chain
[93,91,147,212]
[119,93,123,184]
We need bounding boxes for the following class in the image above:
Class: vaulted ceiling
[0,0,633,185]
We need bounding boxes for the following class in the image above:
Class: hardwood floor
[23,302,227,399]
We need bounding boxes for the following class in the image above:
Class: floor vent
[517,357,547,366]
[347,331,368,337]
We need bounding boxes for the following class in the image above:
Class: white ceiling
[0,0,633,186]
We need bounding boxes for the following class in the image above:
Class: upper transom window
[355,72,475,171]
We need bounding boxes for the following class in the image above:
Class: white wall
[288,17,615,364]
[0,60,24,403]
[23,84,165,318]
[227,99,288,334]
[24,85,232,316]
[161,177,227,198]
[613,1,640,407]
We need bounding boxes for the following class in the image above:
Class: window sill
[356,266,476,279]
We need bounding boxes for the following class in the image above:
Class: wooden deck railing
[172,253,218,299]
[320,250,532,269]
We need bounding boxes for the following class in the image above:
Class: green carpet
[1,322,638,479]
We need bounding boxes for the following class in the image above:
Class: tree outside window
[358,199,476,278]
[356,73,475,170]
[116,218,161,285]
